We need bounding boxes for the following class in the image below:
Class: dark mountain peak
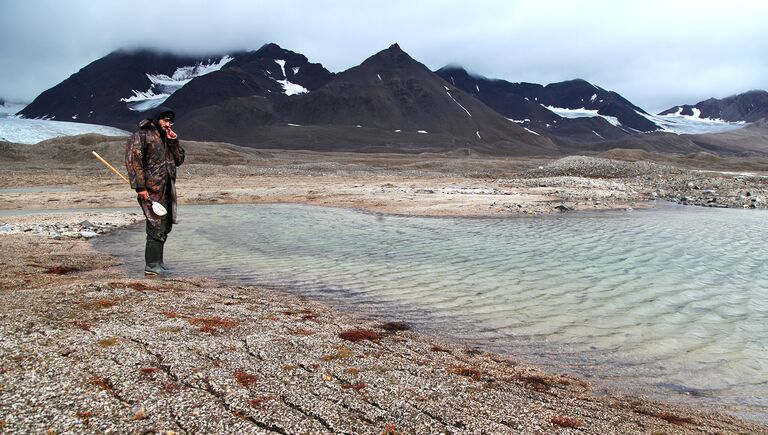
[738,89,768,97]
[106,47,224,65]
[164,43,333,114]
[252,42,299,59]
[231,43,309,68]
[436,64,467,74]
[544,78,598,92]
[361,43,416,68]
[435,65,484,81]
[259,42,283,50]
[18,48,215,124]
[659,89,768,122]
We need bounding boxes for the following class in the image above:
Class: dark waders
[144,178,174,276]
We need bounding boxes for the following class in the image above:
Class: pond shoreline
[1,207,767,433]
[2,143,768,432]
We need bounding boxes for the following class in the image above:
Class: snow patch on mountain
[637,110,746,134]
[274,60,309,96]
[445,91,472,117]
[507,118,531,124]
[121,56,234,111]
[0,117,129,144]
[544,106,621,127]
[524,127,540,136]
[542,103,746,135]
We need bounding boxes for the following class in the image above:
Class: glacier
[0,114,129,144]
[543,104,746,135]
[121,56,234,111]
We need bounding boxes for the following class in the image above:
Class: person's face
[158,117,173,129]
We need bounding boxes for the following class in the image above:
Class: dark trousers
[146,211,172,243]
[145,178,173,243]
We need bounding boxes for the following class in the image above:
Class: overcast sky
[1,0,766,113]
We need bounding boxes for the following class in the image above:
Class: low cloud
[1,0,766,113]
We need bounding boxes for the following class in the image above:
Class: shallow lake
[96,203,768,421]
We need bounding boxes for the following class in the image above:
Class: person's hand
[164,126,178,140]
[137,190,149,201]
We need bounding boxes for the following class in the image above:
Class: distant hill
[13,42,768,156]
[435,66,659,137]
[586,119,768,156]
[659,90,768,122]
[18,49,233,129]
[165,43,334,114]
[266,44,559,154]
[175,45,559,154]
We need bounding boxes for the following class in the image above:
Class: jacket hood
[152,105,175,123]
[137,106,176,129]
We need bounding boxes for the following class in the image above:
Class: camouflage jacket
[124,119,185,228]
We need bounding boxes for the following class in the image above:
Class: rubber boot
[144,238,169,276]
[158,241,171,272]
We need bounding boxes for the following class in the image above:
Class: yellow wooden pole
[92,151,129,184]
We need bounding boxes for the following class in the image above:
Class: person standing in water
[125,106,185,276]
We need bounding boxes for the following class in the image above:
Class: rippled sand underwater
[98,203,768,419]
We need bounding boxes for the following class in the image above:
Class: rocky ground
[1,135,766,219]
[2,135,768,433]
[0,211,141,239]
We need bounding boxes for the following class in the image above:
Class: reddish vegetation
[342,382,367,392]
[139,367,159,377]
[447,366,485,381]
[338,329,384,343]
[381,422,398,435]
[247,395,276,407]
[113,281,156,292]
[517,375,551,392]
[231,410,250,421]
[44,266,80,275]
[281,309,316,320]
[75,411,95,425]
[88,376,114,394]
[190,316,240,334]
[159,311,240,334]
[234,369,258,386]
[635,409,695,425]
[80,299,119,310]
[95,299,117,308]
[551,415,583,428]
[163,382,182,393]
[379,322,410,332]
[72,321,93,331]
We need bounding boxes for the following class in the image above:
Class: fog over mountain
[1,1,767,113]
